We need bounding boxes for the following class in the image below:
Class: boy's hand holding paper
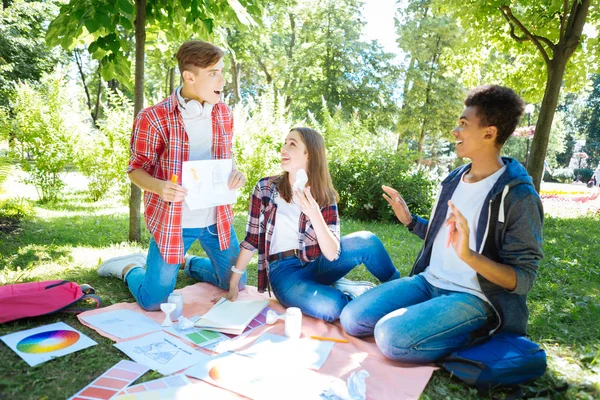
[182,159,238,210]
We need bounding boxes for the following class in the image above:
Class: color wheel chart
[17,330,80,353]
[0,322,97,367]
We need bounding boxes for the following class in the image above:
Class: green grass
[0,188,599,399]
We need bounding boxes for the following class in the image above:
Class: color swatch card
[81,309,162,339]
[223,306,271,338]
[114,374,193,398]
[163,315,229,348]
[114,331,211,375]
[0,322,97,367]
[69,360,149,400]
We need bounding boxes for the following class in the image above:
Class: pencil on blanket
[310,336,349,343]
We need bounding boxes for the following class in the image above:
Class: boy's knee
[138,298,163,311]
[374,320,440,364]
[137,289,171,311]
[340,303,369,336]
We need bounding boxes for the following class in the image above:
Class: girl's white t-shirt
[422,166,506,303]
[269,196,302,255]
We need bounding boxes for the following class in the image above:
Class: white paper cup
[284,307,302,339]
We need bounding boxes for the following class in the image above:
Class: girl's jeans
[268,231,400,322]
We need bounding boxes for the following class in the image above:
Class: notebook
[193,298,270,335]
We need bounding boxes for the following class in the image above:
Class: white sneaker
[97,253,146,280]
[333,277,376,299]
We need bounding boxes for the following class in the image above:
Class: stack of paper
[193,298,269,335]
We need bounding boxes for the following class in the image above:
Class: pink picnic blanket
[78,283,436,399]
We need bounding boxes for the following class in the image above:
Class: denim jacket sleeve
[408,214,429,240]
[499,190,544,296]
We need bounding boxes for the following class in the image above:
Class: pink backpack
[0,280,101,324]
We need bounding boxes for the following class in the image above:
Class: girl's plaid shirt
[128,92,235,264]
[240,176,341,293]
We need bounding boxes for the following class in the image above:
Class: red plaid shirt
[128,92,235,264]
[240,176,341,293]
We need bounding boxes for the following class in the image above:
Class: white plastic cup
[284,307,302,339]
[167,292,184,321]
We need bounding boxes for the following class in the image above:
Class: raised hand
[382,185,412,226]
[446,200,472,261]
[295,186,321,220]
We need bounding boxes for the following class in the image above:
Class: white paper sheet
[182,159,237,210]
[80,309,162,339]
[0,322,97,367]
[184,351,338,400]
[114,331,212,375]
[236,333,335,370]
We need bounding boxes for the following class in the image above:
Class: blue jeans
[126,224,246,311]
[340,274,493,363]
[268,231,400,322]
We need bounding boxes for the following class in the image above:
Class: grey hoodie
[408,157,543,335]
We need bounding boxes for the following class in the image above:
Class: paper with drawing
[80,309,161,339]
[182,159,237,210]
[114,331,209,375]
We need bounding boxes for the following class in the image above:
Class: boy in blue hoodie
[340,85,543,363]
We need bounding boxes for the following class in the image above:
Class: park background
[0,0,599,398]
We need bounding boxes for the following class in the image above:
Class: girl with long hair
[226,127,399,322]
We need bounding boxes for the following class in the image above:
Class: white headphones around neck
[180,99,203,118]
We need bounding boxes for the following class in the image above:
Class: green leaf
[107,38,121,53]
[84,18,101,34]
[119,16,133,30]
[202,18,213,34]
[116,0,134,15]
[73,8,85,20]
[95,10,112,29]
[88,41,99,54]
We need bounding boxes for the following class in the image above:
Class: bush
[7,71,77,202]
[75,91,132,202]
[330,149,436,221]
[552,168,574,183]
[573,168,593,183]
[0,197,33,220]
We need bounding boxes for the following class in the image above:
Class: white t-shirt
[269,195,302,255]
[422,166,506,303]
[176,86,217,228]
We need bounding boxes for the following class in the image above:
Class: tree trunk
[129,0,146,243]
[417,118,427,163]
[527,54,567,192]
[169,67,176,94]
[73,49,96,126]
[229,56,241,104]
[93,66,102,123]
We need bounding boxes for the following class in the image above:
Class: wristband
[231,266,245,275]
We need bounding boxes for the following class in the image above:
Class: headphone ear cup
[184,100,202,118]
